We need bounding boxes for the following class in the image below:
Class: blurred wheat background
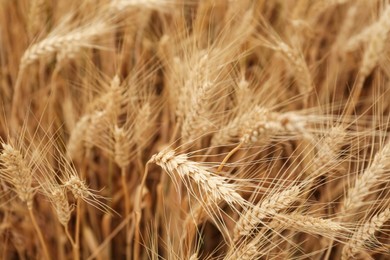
[1,0,390,259]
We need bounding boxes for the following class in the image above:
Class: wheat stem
[29,208,51,260]
[217,142,243,172]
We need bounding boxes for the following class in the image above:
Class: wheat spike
[275,42,313,105]
[150,149,245,205]
[66,114,91,159]
[180,52,216,144]
[110,0,170,11]
[27,0,48,38]
[343,142,390,212]
[0,143,34,209]
[133,102,154,151]
[47,186,73,226]
[233,184,301,239]
[309,126,346,177]
[239,106,309,145]
[224,239,259,260]
[114,125,132,169]
[342,208,390,259]
[345,5,390,115]
[67,76,123,159]
[273,213,345,237]
[20,21,107,69]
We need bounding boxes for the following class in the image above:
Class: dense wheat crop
[1,0,390,259]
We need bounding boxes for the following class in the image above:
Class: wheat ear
[274,42,313,107]
[343,142,390,213]
[273,213,345,238]
[233,184,302,240]
[344,5,390,115]
[239,106,309,145]
[27,0,48,38]
[308,126,346,178]
[216,107,311,170]
[20,21,107,69]
[110,0,170,11]
[342,208,390,259]
[224,238,260,260]
[42,182,75,246]
[150,149,245,205]
[0,143,51,260]
[0,143,34,208]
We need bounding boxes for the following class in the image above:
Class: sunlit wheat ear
[342,208,390,260]
[345,24,374,52]
[343,142,390,213]
[109,0,171,12]
[67,110,107,157]
[150,149,246,206]
[345,4,390,53]
[114,125,132,169]
[273,41,313,106]
[133,102,155,152]
[213,106,312,147]
[308,126,346,177]
[27,0,48,38]
[103,75,123,118]
[225,224,286,260]
[211,80,250,147]
[179,52,218,145]
[66,114,91,159]
[88,75,122,115]
[345,5,390,115]
[67,76,123,159]
[43,184,73,226]
[59,156,112,214]
[0,143,34,209]
[20,20,108,69]
[224,238,260,260]
[239,106,311,145]
[233,184,302,240]
[272,213,346,238]
[62,174,111,213]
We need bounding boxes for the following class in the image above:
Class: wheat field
[1,0,390,259]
